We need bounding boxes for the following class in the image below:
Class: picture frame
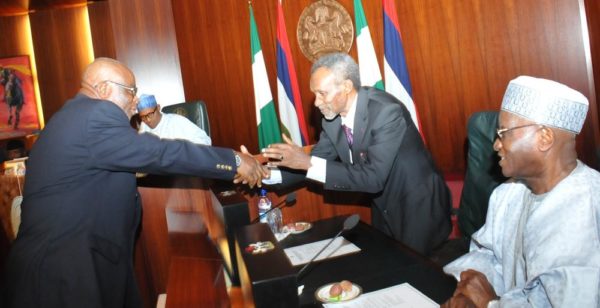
[0,55,40,140]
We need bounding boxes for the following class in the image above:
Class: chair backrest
[458,111,507,238]
[161,101,210,136]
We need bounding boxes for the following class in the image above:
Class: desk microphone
[251,192,297,223]
[296,214,360,281]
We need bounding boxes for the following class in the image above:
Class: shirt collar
[341,93,358,129]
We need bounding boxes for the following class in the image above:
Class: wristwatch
[234,153,242,167]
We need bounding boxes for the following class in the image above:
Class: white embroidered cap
[501,76,588,134]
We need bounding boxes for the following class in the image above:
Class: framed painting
[0,55,40,140]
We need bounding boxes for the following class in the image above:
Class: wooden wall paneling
[171,0,600,222]
[29,6,93,123]
[527,0,600,166]
[395,0,598,171]
[0,15,31,57]
[0,0,28,16]
[173,0,268,153]
[29,0,88,11]
[584,0,600,168]
[108,0,184,106]
[173,0,598,173]
[87,1,116,59]
[172,0,380,152]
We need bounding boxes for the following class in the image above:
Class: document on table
[323,283,438,308]
[283,237,361,266]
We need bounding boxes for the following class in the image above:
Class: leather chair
[430,111,506,266]
[161,101,211,136]
[458,111,507,238]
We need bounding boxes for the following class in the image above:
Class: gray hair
[311,53,361,90]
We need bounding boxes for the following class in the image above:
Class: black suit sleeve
[86,102,236,180]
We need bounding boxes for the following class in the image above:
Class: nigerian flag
[250,4,281,149]
[354,0,384,90]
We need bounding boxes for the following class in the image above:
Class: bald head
[81,58,133,88]
[80,57,138,119]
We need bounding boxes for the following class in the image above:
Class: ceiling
[0,0,98,16]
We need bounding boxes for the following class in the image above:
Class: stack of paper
[283,237,361,266]
[323,283,438,308]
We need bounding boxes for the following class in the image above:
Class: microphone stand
[296,229,344,280]
[296,214,360,281]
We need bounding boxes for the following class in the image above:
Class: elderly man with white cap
[137,94,211,145]
[442,76,600,307]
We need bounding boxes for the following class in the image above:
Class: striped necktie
[342,124,353,147]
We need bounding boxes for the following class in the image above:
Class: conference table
[235,215,457,307]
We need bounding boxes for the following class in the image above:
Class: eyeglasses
[100,80,137,97]
[496,124,541,140]
[140,106,158,121]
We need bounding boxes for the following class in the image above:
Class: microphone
[251,192,297,223]
[296,214,360,281]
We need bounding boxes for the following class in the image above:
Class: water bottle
[257,188,271,224]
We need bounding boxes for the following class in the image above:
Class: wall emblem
[297,0,354,62]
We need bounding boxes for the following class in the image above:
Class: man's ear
[538,126,554,152]
[343,79,353,94]
[95,81,110,99]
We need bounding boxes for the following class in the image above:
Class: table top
[237,215,456,307]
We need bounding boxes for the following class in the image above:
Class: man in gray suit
[263,53,451,255]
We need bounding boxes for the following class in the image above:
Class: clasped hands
[441,270,498,308]
[261,134,312,170]
[233,134,311,188]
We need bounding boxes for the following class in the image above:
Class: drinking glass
[267,208,283,234]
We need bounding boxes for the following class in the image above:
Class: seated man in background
[443,76,600,307]
[137,93,211,145]
[262,52,451,256]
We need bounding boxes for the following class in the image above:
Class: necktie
[342,124,353,147]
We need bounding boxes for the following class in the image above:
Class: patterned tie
[342,124,353,147]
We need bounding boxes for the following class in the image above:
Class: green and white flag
[354,0,384,90]
[250,4,281,149]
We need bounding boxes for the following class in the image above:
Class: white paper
[323,283,439,308]
[274,231,290,242]
[283,237,361,266]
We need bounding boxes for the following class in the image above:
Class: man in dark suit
[2,57,267,308]
[263,53,451,255]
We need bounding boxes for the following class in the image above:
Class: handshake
[233,134,312,188]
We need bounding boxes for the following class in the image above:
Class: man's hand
[451,269,498,308]
[233,145,270,188]
[441,294,477,308]
[261,134,311,170]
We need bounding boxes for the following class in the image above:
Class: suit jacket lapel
[323,116,352,163]
[353,88,369,151]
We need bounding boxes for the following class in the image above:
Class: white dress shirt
[265,95,357,184]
